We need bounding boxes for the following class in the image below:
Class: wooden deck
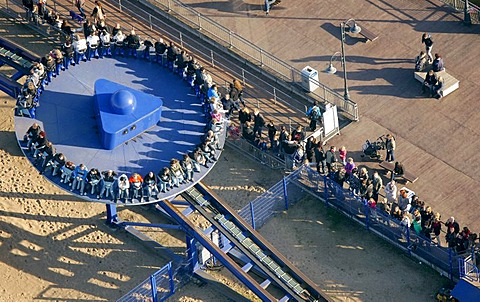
[179,0,480,232]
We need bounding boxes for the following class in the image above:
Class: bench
[379,161,418,184]
[414,69,459,98]
[355,22,378,42]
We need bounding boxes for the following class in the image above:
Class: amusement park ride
[1,37,331,301]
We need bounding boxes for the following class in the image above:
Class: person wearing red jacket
[129,173,143,201]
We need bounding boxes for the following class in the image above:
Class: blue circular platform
[15,56,225,205]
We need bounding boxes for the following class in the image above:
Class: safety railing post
[149,14,153,30]
[406,226,411,256]
[210,50,214,67]
[448,248,453,280]
[150,274,158,302]
[250,202,256,229]
[119,0,122,12]
[167,0,171,12]
[179,32,183,48]
[283,177,288,210]
[241,69,245,85]
[273,87,277,105]
[260,49,264,66]
[364,199,369,231]
[167,262,175,294]
[197,13,202,30]
[228,30,233,48]
[323,176,329,206]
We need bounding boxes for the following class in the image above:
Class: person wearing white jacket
[116,174,130,202]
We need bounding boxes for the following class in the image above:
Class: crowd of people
[16,1,477,253]
[15,1,241,203]
[295,134,478,254]
[416,33,447,99]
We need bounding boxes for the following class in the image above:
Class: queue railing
[438,0,480,24]
[287,165,467,281]
[118,0,359,121]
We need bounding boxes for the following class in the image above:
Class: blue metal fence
[117,261,190,302]
[240,165,473,281]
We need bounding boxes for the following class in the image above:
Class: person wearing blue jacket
[71,164,88,195]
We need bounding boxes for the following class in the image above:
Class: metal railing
[126,0,359,121]
[0,0,323,136]
[459,253,480,282]
[117,261,182,302]
[234,163,469,282]
[439,0,480,24]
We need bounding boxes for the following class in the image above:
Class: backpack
[306,106,313,117]
[310,106,321,120]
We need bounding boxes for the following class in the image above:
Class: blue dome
[110,89,137,115]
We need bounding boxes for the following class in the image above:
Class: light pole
[325,19,361,101]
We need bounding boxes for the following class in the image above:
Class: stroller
[361,136,386,160]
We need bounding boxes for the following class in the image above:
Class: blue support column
[106,204,118,225]
[186,235,198,273]
[167,262,175,294]
[283,177,288,210]
[250,202,256,230]
[150,274,158,302]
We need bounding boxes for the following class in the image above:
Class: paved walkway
[178,0,480,231]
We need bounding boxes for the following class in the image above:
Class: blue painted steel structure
[0,38,36,98]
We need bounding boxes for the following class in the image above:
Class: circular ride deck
[14,55,224,205]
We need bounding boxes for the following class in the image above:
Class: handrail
[128,0,359,121]
[436,0,480,24]
[0,0,314,136]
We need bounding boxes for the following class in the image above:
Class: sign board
[323,103,339,138]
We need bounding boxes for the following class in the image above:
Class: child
[339,146,347,165]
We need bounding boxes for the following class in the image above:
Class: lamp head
[325,63,337,74]
[349,23,362,34]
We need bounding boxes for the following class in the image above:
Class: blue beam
[157,199,277,301]
[12,71,25,81]
[106,204,119,225]
[118,221,184,230]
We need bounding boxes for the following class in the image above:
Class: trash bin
[301,66,319,92]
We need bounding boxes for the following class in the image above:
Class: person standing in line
[91,1,105,25]
[384,179,397,214]
[252,108,265,137]
[371,171,383,202]
[75,0,86,18]
[314,142,326,175]
[385,133,396,163]
[325,146,338,173]
[338,146,347,165]
[421,33,434,63]
[266,120,277,149]
[233,79,245,107]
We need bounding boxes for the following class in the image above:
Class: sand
[0,14,450,302]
